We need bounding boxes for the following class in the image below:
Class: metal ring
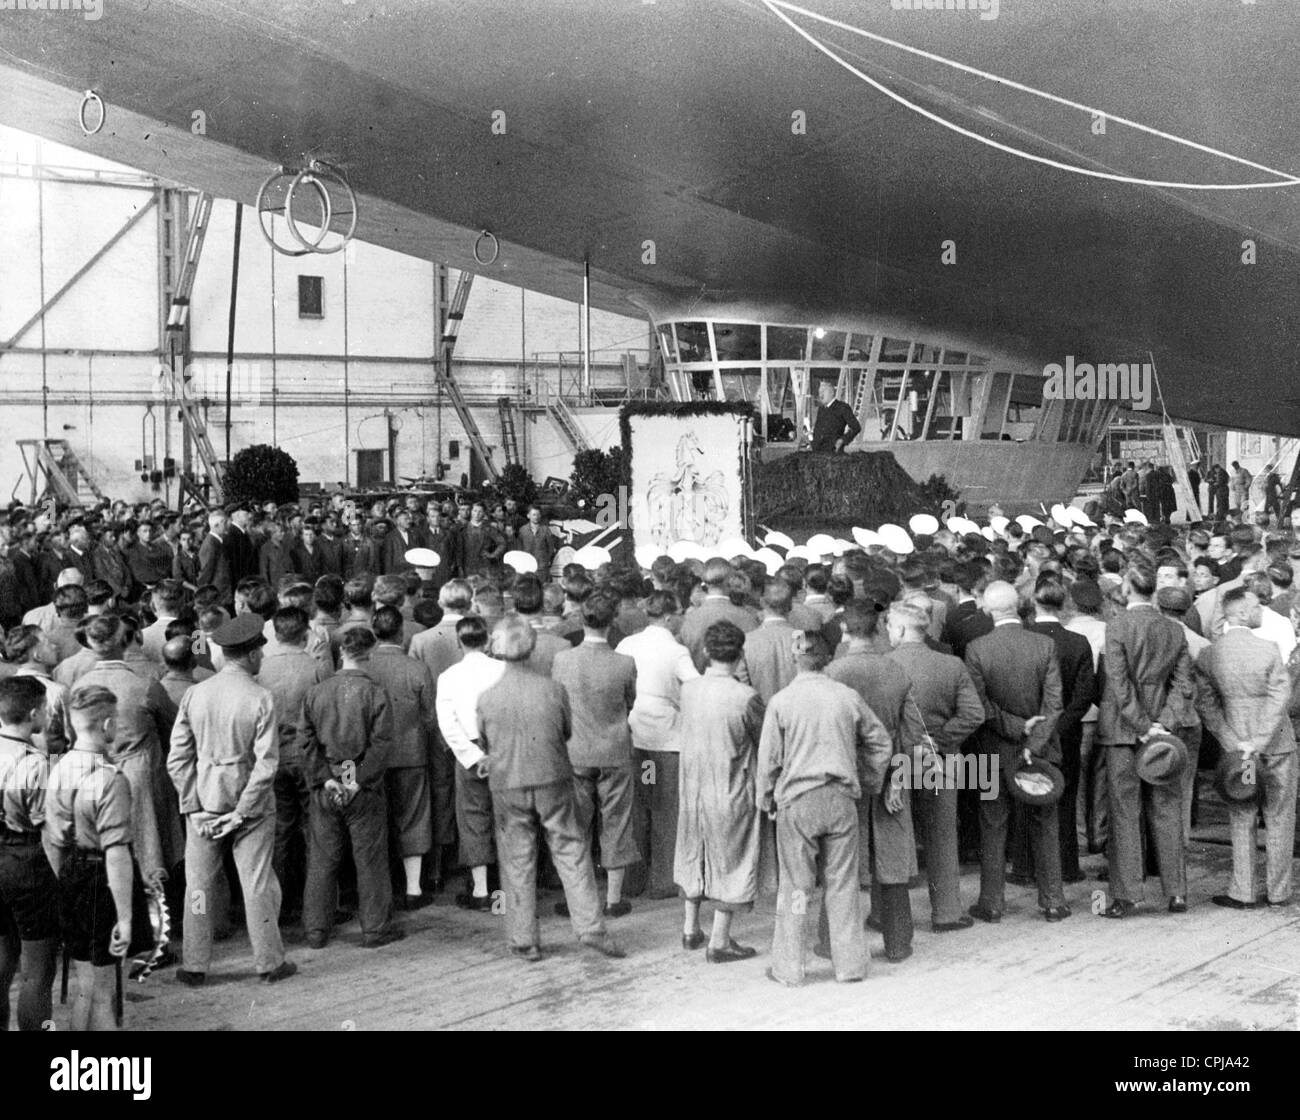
[256,168,320,257]
[286,161,358,254]
[78,90,105,136]
[473,229,500,266]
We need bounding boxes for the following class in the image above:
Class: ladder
[176,392,226,506]
[435,267,500,482]
[498,397,520,465]
[17,439,107,508]
[1160,421,1201,521]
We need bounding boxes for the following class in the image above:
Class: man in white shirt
[615,590,699,898]
[435,615,505,911]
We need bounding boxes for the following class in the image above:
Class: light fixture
[814,327,826,339]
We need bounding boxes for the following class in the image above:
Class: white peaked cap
[989,515,1009,534]
[852,526,883,548]
[502,550,537,573]
[908,513,940,536]
[573,544,612,569]
[763,530,794,551]
[717,536,753,559]
[404,548,440,568]
[634,544,662,570]
[753,547,784,575]
[1015,514,1043,531]
[806,533,837,556]
[877,524,914,555]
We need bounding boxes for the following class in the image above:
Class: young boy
[0,675,58,1030]
[43,685,135,1031]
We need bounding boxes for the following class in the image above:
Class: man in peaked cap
[168,611,296,986]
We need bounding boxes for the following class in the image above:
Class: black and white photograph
[0,0,1296,1074]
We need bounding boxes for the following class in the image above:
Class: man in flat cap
[168,612,295,985]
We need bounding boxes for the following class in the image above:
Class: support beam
[0,196,158,354]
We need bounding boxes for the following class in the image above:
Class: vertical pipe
[343,244,351,486]
[36,140,48,439]
[583,266,593,403]
[270,216,278,445]
[434,266,442,478]
[224,202,243,463]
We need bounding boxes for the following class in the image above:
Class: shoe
[175,969,206,988]
[579,933,626,959]
[864,914,883,932]
[871,946,913,963]
[361,928,407,948]
[1096,867,1109,882]
[1062,870,1087,884]
[1211,894,1257,911]
[765,966,803,988]
[1266,898,1291,908]
[553,901,570,918]
[1168,896,1188,913]
[932,916,975,933]
[1043,905,1071,922]
[968,903,1002,924]
[1005,872,1034,887]
[1105,899,1136,919]
[398,892,436,912]
[260,960,297,984]
[305,930,328,950]
[456,892,493,912]
[706,939,758,964]
[604,900,632,918]
[511,944,543,963]
[682,931,706,951]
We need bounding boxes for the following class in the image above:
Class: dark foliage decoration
[753,450,934,531]
[487,462,539,508]
[223,444,300,506]
[570,447,626,506]
[918,473,964,517]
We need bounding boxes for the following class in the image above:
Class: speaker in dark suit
[963,581,1068,923]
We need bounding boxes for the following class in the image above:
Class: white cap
[763,530,794,552]
[852,526,883,548]
[908,513,940,536]
[717,536,753,559]
[1066,506,1096,529]
[830,538,853,557]
[989,515,1009,534]
[806,533,837,556]
[1015,514,1043,531]
[981,526,998,542]
[404,547,440,569]
[786,545,818,563]
[573,544,612,569]
[1050,503,1073,529]
[1123,508,1149,526]
[502,550,537,573]
[634,544,662,570]
[877,524,913,555]
[753,547,784,575]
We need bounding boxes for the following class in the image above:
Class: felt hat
[1008,755,1065,805]
[1215,751,1262,804]
[1135,732,1188,786]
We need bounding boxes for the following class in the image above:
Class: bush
[488,462,538,508]
[223,444,299,506]
[918,473,964,517]
[570,446,625,506]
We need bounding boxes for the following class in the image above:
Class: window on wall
[675,322,710,363]
[298,275,324,318]
[712,323,761,362]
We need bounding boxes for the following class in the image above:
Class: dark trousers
[911,780,963,924]
[304,785,393,937]
[1080,723,1108,852]
[1105,745,1186,902]
[454,763,495,868]
[771,787,865,984]
[273,756,310,911]
[979,768,1065,911]
[430,740,457,848]
[625,749,677,899]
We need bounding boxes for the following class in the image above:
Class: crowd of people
[1,479,1298,1028]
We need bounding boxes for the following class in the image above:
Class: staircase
[498,396,520,466]
[540,382,591,454]
[1160,422,1201,521]
[17,439,107,508]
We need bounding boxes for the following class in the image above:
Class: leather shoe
[456,891,493,912]
[399,891,436,912]
[932,916,974,933]
[361,928,407,949]
[1211,894,1257,911]
[175,969,206,987]
[968,903,1002,924]
[871,945,913,963]
[305,930,328,950]
[511,944,543,963]
[579,933,626,959]
[1168,895,1188,914]
[864,914,884,932]
[260,960,297,984]
[554,901,571,918]
[604,900,632,918]
[1105,899,1136,918]
[682,931,706,951]
[706,939,758,964]
[1266,898,1291,908]
[1043,905,1071,922]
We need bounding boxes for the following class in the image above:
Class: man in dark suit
[382,508,429,575]
[290,519,326,584]
[1197,588,1297,908]
[223,504,259,588]
[516,506,559,575]
[1012,578,1096,884]
[196,510,231,601]
[680,559,758,672]
[1097,563,1195,916]
[550,592,639,917]
[964,581,1068,923]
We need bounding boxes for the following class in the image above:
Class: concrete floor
[70,832,1300,1032]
